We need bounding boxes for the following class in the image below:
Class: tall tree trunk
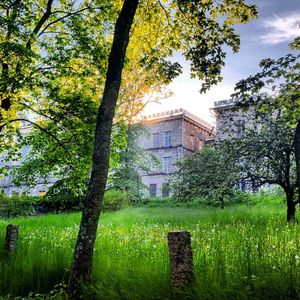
[67,0,139,294]
[295,119,300,204]
[286,189,296,223]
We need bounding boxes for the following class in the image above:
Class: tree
[67,1,140,292]
[170,146,241,208]
[221,112,297,221]
[110,123,156,201]
[67,0,257,293]
[0,0,112,131]
[231,39,300,221]
[2,0,176,196]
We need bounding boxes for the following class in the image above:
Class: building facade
[138,108,214,197]
[212,98,257,142]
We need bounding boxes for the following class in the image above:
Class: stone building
[212,98,257,142]
[138,108,214,197]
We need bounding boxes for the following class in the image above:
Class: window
[162,183,170,197]
[164,131,172,147]
[153,133,159,148]
[149,184,157,197]
[163,156,172,173]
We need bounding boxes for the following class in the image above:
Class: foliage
[102,190,129,212]
[1,0,258,291]
[249,190,285,207]
[137,193,249,208]
[0,0,258,197]
[110,123,156,202]
[1,206,300,299]
[0,193,36,218]
[229,39,299,221]
[232,46,299,124]
[0,0,114,149]
[222,112,296,190]
[0,0,258,208]
[0,190,127,217]
[3,0,181,193]
[170,146,240,206]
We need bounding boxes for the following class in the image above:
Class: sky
[142,0,300,125]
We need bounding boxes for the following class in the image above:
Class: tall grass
[0,205,299,299]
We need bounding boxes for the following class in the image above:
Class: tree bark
[168,231,194,299]
[4,224,19,254]
[286,190,296,223]
[287,203,296,223]
[295,119,300,204]
[67,0,139,295]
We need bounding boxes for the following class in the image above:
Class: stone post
[4,224,19,254]
[167,231,194,297]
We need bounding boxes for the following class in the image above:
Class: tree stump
[4,224,19,254]
[167,231,194,298]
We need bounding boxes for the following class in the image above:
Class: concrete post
[167,231,194,297]
[5,224,19,254]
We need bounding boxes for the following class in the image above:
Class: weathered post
[167,231,194,298]
[4,224,19,254]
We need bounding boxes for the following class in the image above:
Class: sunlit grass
[0,205,299,299]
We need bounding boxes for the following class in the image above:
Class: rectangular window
[164,131,172,147]
[163,156,172,173]
[162,184,170,197]
[153,133,159,148]
[149,184,157,197]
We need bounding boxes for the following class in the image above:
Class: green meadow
[0,205,300,299]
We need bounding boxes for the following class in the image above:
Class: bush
[169,190,250,208]
[193,191,250,208]
[249,191,285,206]
[37,181,85,213]
[135,197,176,208]
[0,193,36,217]
[0,190,128,218]
[102,190,129,212]
[33,196,83,214]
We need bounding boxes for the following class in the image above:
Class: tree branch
[3,118,71,157]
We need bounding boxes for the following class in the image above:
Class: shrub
[33,196,83,214]
[0,193,36,218]
[102,190,129,212]
[0,190,128,218]
[249,191,285,206]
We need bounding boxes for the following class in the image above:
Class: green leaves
[1,0,258,195]
[170,146,240,204]
[168,0,257,92]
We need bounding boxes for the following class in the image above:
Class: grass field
[0,204,300,299]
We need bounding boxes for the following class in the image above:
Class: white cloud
[262,13,300,44]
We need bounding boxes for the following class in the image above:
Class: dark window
[162,185,170,197]
[150,184,157,197]
[153,133,159,148]
[164,131,172,147]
